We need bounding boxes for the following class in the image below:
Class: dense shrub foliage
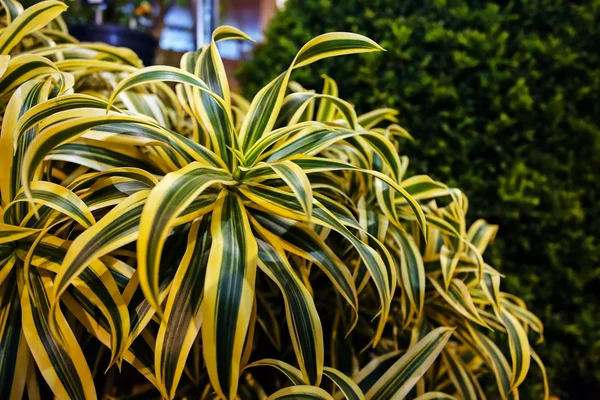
[237,0,600,397]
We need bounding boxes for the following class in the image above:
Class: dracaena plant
[0,1,547,399]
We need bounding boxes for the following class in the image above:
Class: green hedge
[237,0,600,398]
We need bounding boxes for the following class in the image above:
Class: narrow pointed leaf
[363,327,454,400]
[202,190,258,400]
[156,216,212,399]
[138,163,233,315]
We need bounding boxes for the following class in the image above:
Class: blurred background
[39,0,600,398]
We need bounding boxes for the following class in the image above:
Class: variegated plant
[0,1,547,399]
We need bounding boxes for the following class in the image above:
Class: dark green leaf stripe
[17,94,118,136]
[13,186,94,227]
[400,177,449,199]
[274,92,315,128]
[447,280,486,326]
[53,191,148,301]
[81,182,148,209]
[276,92,357,129]
[0,1,67,54]
[255,233,322,385]
[7,80,46,224]
[48,142,165,174]
[240,72,287,151]
[323,367,365,400]
[389,225,424,315]
[30,43,141,66]
[501,309,530,390]
[1,0,22,22]
[158,215,212,397]
[0,60,56,96]
[359,132,403,181]
[356,352,403,393]
[501,300,543,338]
[139,164,233,312]
[243,122,329,166]
[476,331,511,398]
[251,212,357,315]
[316,75,338,122]
[68,168,157,191]
[442,349,477,400]
[293,35,383,68]
[245,359,305,386]
[22,267,89,400]
[18,237,128,362]
[267,385,333,399]
[357,108,398,129]
[265,129,355,162]
[202,191,257,399]
[0,250,15,287]
[197,45,235,166]
[0,273,22,398]
[0,224,38,243]
[213,26,252,42]
[368,327,453,399]
[269,161,312,218]
[126,233,183,343]
[375,181,399,227]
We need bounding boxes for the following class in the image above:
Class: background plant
[237,1,600,398]
[1,1,546,399]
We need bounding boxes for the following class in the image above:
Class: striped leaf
[267,386,333,400]
[245,359,305,386]
[442,348,477,400]
[439,245,460,290]
[0,272,29,400]
[269,160,313,220]
[0,1,67,55]
[0,249,16,287]
[467,219,498,255]
[357,108,398,129]
[0,79,53,214]
[253,222,324,385]
[501,309,531,391]
[19,267,96,400]
[9,181,95,228]
[474,330,512,399]
[251,212,358,328]
[21,113,225,201]
[239,33,383,151]
[388,225,425,317]
[193,26,250,167]
[0,224,39,244]
[316,74,339,122]
[275,92,357,129]
[138,163,233,314]
[286,157,427,236]
[360,327,454,399]
[242,185,391,342]
[0,0,24,23]
[201,190,258,400]
[20,232,132,367]
[155,216,212,399]
[323,367,365,400]
[429,278,488,328]
[51,190,149,306]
